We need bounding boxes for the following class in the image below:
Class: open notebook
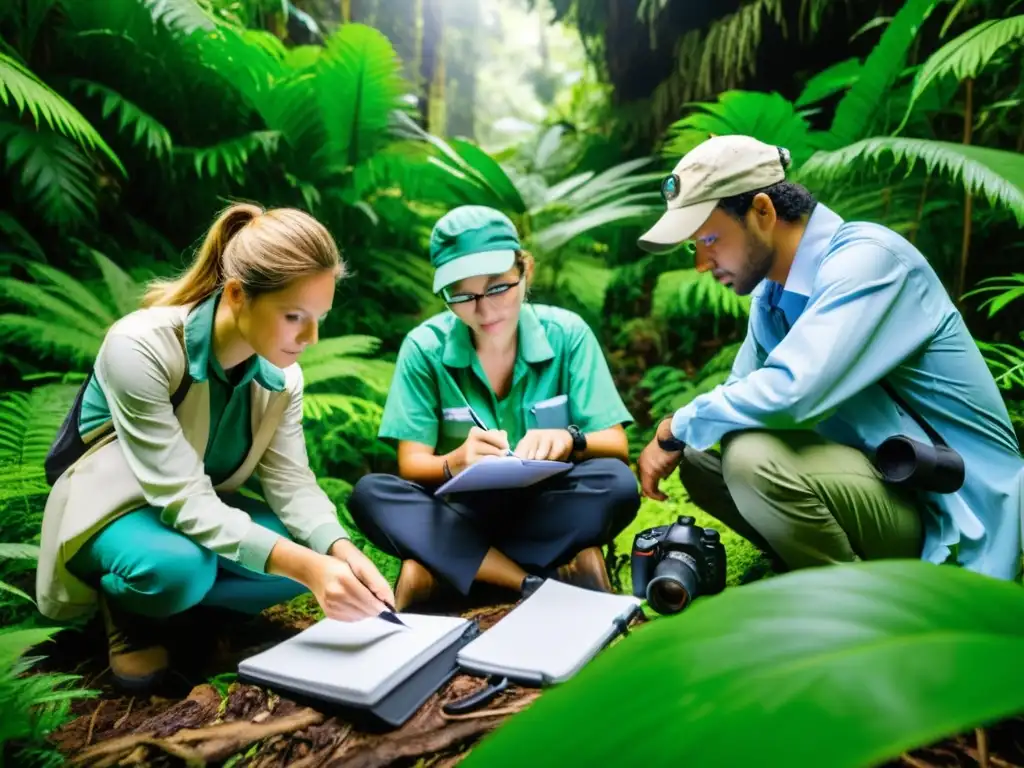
[237,612,477,727]
[455,579,643,686]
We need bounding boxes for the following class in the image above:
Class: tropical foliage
[0,0,1021,763]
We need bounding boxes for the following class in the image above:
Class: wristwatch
[658,433,686,453]
[566,424,587,455]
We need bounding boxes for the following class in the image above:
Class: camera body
[630,515,726,614]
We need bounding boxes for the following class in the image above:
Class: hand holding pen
[317,540,405,625]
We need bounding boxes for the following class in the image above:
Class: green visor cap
[430,205,520,294]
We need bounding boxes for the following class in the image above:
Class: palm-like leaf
[826,0,941,148]
[315,24,409,171]
[0,52,124,173]
[140,0,215,35]
[797,138,1024,225]
[69,80,173,159]
[0,123,97,229]
[899,16,1024,130]
[303,394,384,424]
[795,58,862,109]
[662,90,824,167]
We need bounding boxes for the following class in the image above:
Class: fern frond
[0,315,102,368]
[140,0,215,34]
[0,53,124,173]
[0,211,45,261]
[652,269,751,321]
[303,394,384,424]
[798,138,1024,225]
[0,123,98,229]
[0,384,79,470]
[900,16,1024,129]
[70,80,173,159]
[175,130,280,182]
[962,274,1024,317]
[531,201,661,254]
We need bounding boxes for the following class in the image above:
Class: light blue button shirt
[670,203,1023,580]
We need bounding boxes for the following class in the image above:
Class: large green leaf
[663,90,823,167]
[798,138,1024,225]
[899,16,1024,129]
[462,560,1024,768]
[315,23,408,169]
[450,139,527,213]
[795,58,861,108]
[0,52,124,173]
[826,0,941,147]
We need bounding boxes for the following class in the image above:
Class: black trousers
[347,458,641,595]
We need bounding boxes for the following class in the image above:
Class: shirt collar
[441,303,555,369]
[184,290,286,391]
[767,203,845,327]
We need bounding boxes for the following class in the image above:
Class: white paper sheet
[434,456,572,496]
[237,613,471,706]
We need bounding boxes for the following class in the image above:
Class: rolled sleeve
[671,243,938,449]
[95,331,283,572]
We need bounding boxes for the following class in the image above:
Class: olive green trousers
[678,430,925,571]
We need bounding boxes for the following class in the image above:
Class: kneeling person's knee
[128,540,218,617]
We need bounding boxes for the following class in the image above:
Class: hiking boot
[556,546,613,593]
[394,559,439,611]
[99,594,169,692]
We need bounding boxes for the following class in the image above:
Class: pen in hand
[466,406,514,456]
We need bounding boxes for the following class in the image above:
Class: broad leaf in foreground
[462,560,1024,768]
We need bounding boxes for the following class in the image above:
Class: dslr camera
[630,515,726,614]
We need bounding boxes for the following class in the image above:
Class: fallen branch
[68,708,324,766]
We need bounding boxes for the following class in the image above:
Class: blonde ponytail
[142,202,343,308]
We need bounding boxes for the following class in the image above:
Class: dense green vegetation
[1,0,1021,764]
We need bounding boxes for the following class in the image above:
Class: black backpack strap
[44,324,193,486]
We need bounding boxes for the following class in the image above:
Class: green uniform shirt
[80,291,286,485]
[378,303,633,456]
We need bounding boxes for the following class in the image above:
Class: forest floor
[30,481,1024,766]
[45,595,550,767]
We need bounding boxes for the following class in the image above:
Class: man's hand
[513,429,574,461]
[637,417,684,501]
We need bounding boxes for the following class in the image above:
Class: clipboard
[433,456,572,496]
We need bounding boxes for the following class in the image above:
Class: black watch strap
[658,434,685,452]
[567,425,587,454]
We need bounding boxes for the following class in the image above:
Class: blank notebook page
[238,612,470,706]
[456,579,642,684]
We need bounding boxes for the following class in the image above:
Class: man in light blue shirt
[635,134,1023,582]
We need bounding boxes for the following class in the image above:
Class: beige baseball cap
[637,135,791,254]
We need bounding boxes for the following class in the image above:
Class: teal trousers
[67,493,309,618]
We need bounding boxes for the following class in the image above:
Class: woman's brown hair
[142,202,344,308]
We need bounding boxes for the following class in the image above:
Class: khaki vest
[35,305,290,621]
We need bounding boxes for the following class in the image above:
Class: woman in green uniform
[36,203,394,692]
[348,205,640,610]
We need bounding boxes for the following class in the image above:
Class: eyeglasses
[443,278,522,305]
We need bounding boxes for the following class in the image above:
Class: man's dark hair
[717,181,817,223]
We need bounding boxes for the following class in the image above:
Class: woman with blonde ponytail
[37,202,394,693]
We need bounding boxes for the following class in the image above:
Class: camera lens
[646,551,700,614]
